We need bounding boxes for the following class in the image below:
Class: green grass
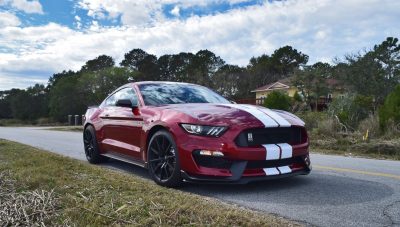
[0,139,299,226]
[310,138,400,160]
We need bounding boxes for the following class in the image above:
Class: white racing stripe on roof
[219,104,279,127]
[256,107,291,127]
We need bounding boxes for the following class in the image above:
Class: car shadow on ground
[100,159,394,206]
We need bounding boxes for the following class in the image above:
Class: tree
[213,64,246,98]
[8,84,48,120]
[81,55,115,72]
[341,37,400,107]
[78,67,137,105]
[246,46,309,94]
[49,76,85,122]
[120,49,149,69]
[120,49,160,80]
[263,91,291,111]
[292,64,330,110]
[379,84,400,129]
[269,45,309,75]
[47,70,77,89]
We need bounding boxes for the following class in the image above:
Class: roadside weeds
[0,139,300,226]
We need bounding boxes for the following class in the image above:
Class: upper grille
[235,127,304,147]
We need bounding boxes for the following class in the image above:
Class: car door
[100,87,143,160]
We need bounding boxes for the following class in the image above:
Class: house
[251,77,297,99]
[250,77,343,110]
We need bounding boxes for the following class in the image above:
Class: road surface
[0,127,399,227]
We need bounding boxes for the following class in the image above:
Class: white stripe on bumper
[278,143,293,159]
[277,166,292,174]
[262,144,280,160]
[263,168,280,176]
[262,143,293,176]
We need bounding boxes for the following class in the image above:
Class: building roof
[252,77,342,93]
[251,77,293,93]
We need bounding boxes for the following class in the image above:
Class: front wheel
[147,130,182,187]
[83,125,104,164]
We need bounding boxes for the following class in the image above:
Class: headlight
[180,124,227,137]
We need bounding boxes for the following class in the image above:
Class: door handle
[100,114,110,119]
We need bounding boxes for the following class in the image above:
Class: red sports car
[83,82,311,187]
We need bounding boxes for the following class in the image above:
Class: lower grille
[193,151,305,170]
[246,156,304,169]
[193,153,233,169]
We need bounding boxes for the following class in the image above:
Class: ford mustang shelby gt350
[83,82,311,187]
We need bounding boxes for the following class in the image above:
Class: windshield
[138,83,230,106]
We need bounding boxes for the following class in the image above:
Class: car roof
[131,81,198,86]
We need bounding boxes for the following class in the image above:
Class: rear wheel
[83,125,104,164]
[147,130,182,187]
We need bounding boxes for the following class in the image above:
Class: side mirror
[116,99,136,108]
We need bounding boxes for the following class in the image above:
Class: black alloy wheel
[83,125,103,164]
[148,130,182,187]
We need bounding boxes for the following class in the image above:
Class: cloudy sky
[0,0,399,90]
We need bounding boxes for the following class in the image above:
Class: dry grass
[0,139,299,226]
[0,171,62,226]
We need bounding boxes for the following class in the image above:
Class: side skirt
[101,151,147,168]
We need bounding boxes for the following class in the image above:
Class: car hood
[158,103,305,128]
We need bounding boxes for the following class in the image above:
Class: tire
[147,130,182,187]
[83,125,104,164]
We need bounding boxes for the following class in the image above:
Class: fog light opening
[199,150,224,157]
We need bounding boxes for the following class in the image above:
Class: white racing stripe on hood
[256,107,291,127]
[219,104,279,127]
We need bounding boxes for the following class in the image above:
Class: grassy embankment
[298,112,400,160]
[0,139,298,226]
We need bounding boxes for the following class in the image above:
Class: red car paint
[84,82,311,183]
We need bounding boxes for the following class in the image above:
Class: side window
[105,88,138,107]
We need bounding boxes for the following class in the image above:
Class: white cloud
[0,0,400,90]
[170,5,180,17]
[0,11,21,28]
[2,0,44,14]
[0,72,48,90]
[75,0,260,26]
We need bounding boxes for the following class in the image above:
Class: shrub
[357,114,380,139]
[293,91,303,102]
[328,94,373,130]
[263,91,291,111]
[296,111,328,131]
[379,85,400,130]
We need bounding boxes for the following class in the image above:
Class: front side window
[138,83,230,106]
[105,87,138,107]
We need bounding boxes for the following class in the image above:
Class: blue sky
[0,0,399,90]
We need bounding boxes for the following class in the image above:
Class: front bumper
[181,156,311,184]
[173,125,311,184]
[181,169,310,184]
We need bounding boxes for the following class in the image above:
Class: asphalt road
[0,127,399,227]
